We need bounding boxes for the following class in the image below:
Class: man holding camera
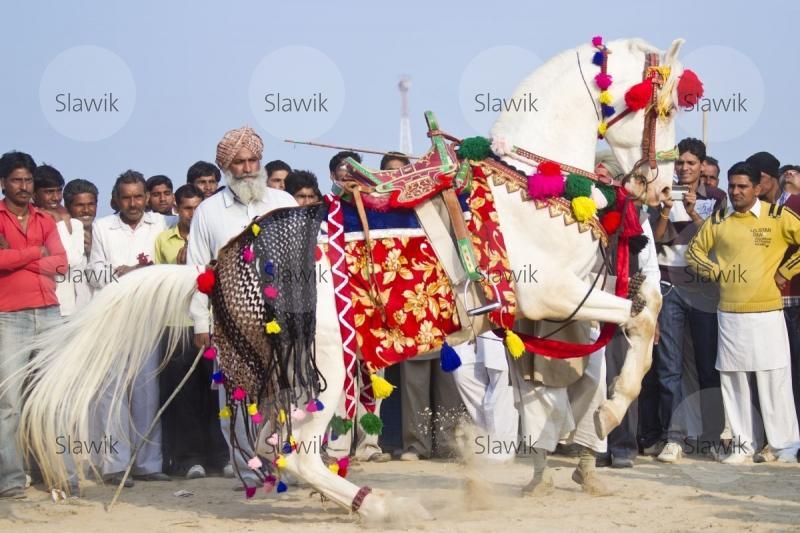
[649,138,727,463]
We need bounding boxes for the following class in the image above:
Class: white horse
[14,37,683,522]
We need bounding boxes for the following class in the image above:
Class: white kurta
[452,331,519,461]
[89,212,168,289]
[54,218,87,316]
[717,310,790,371]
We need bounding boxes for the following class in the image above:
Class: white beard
[223,168,268,204]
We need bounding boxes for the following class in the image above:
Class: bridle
[600,52,672,191]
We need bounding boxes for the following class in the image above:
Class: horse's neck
[492,47,599,174]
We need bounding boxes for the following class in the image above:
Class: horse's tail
[12,264,200,490]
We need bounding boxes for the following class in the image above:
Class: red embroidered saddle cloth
[342,161,611,370]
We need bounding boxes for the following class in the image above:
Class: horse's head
[490,37,703,208]
[603,38,700,207]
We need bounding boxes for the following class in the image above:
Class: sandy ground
[2,454,799,533]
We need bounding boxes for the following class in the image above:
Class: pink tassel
[242,246,255,263]
[291,408,307,421]
[263,476,276,493]
[202,346,217,360]
[245,486,256,499]
[266,433,279,446]
[251,412,263,424]
[592,36,603,47]
[337,456,349,477]
[263,286,278,299]
[248,456,263,470]
[305,399,319,413]
[232,388,246,401]
[527,173,565,200]
[595,72,612,90]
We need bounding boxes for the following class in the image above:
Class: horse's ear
[663,38,685,65]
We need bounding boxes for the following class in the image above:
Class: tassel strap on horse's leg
[351,485,373,513]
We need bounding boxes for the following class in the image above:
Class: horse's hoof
[571,469,610,497]
[593,404,619,440]
[521,473,553,496]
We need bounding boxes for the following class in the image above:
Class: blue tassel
[314,398,324,411]
[330,431,339,441]
[440,341,462,372]
[601,104,616,117]
[282,442,292,454]
[264,260,275,276]
[211,371,224,384]
[276,480,288,493]
[592,51,604,66]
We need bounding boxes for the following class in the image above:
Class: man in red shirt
[0,151,67,499]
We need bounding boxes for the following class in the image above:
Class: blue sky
[2,0,798,215]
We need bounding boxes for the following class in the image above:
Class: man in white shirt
[187,125,296,488]
[90,170,171,486]
[32,165,86,317]
[63,179,99,309]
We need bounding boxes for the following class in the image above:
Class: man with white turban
[187,126,297,488]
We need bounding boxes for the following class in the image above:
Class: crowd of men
[0,125,799,501]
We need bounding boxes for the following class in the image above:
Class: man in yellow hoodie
[687,161,800,464]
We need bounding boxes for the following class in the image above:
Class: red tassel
[196,269,216,294]
[615,188,643,238]
[601,211,621,234]
[537,161,561,176]
[677,69,704,108]
[624,80,653,111]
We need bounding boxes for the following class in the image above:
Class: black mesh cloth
[209,202,328,483]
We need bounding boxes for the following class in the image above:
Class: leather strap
[342,181,386,322]
[441,187,481,281]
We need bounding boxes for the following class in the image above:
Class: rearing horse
[13,37,690,522]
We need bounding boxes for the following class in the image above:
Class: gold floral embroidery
[415,321,443,352]
[382,248,414,284]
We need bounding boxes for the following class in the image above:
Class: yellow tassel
[598,90,613,105]
[370,373,395,399]
[276,455,287,468]
[219,406,231,419]
[289,435,297,446]
[247,403,258,416]
[278,409,287,424]
[505,329,525,359]
[597,122,608,136]
[328,463,340,474]
[265,319,281,334]
[571,196,598,222]
[252,224,261,237]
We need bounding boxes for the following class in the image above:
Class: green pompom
[359,412,384,436]
[597,182,617,209]
[457,136,492,161]
[564,173,593,200]
[330,415,353,435]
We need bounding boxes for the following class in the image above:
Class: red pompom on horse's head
[677,68,704,108]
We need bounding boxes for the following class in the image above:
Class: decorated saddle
[335,112,470,211]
